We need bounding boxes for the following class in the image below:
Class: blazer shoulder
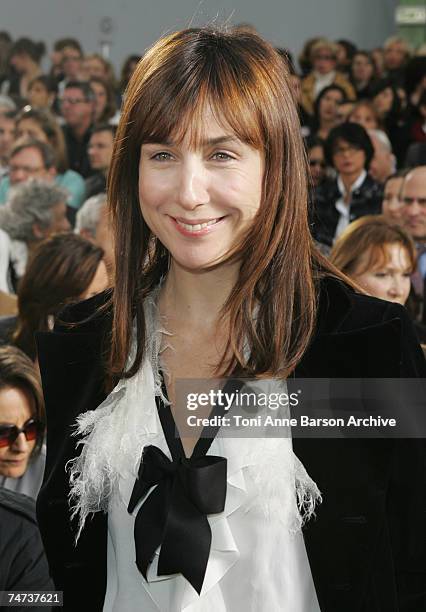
[317,275,393,333]
[53,288,113,335]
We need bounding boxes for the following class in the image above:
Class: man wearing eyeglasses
[401,166,426,324]
[0,139,56,205]
[61,81,95,179]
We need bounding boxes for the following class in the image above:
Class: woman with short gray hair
[0,179,70,283]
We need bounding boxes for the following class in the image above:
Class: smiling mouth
[173,217,224,232]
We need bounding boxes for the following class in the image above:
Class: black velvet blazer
[36,277,426,611]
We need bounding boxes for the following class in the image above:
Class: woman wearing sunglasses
[0,345,45,499]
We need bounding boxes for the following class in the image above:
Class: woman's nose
[11,432,29,452]
[177,159,210,210]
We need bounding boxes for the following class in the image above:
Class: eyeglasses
[60,97,87,105]
[333,144,363,156]
[309,159,326,168]
[0,419,43,448]
[9,164,45,175]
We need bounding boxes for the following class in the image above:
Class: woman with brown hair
[15,106,86,210]
[330,215,426,342]
[89,77,119,125]
[0,344,45,499]
[0,233,108,360]
[36,27,425,612]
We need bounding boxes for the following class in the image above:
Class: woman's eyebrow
[143,136,240,147]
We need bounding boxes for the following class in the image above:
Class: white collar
[337,169,367,197]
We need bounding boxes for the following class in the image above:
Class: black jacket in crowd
[36,277,426,611]
[311,174,383,248]
[0,488,54,609]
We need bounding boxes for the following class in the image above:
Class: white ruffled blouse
[68,293,322,612]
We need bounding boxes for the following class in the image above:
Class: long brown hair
[16,107,69,173]
[13,233,104,360]
[330,215,417,275]
[108,26,342,382]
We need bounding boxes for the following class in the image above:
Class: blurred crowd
[0,28,424,594]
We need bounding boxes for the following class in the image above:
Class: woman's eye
[374,272,387,278]
[151,152,173,161]
[211,151,234,161]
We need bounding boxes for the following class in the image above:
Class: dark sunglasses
[0,419,43,448]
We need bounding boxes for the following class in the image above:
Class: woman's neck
[159,259,239,329]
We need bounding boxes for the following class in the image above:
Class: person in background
[371,78,410,165]
[3,233,108,360]
[371,47,385,79]
[335,39,357,75]
[383,36,412,87]
[335,99,355,124]
[27,75,58,112]
[409,90,426,144]
[310,84,346,140]
[15,107,85,211]
[350,51,377,99]
[0,139,56,205]
[0,110,16,178]
[58,40,85,86]
[0,180,70,282]
[306,135,327,189]
[312,122,382,247]
[2,38,45,101]
[85,124,115,200]
[381,170,409,223]
[0,31,12,81]
[0,95,15,116]
[400,166,426,324]
[119,54,141,96]
[330,214,415,305]
[60,81,95,178]
[368,129,396,184]
[75,193,114,277]
[0,345,45,498]
[348,99,381,131]
[0,487,54,595]
[89,77,119,125]
[83,54,116,86]
[301,38,355,117]
[330,214,426,343]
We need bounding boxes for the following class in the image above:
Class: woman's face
[308,145,326,187]
[351,54,374,83]
[382,177,404,222]
[91,81,107,121]
[319,90,343,123]
[28,82,51,109]
[84,58,107,80]
[0,387,36,479]
[139,109,264,270]
[332,138,366,178]
[373,87,393,117]
[16,118,48,143]
[349,105,378,131]
[80,260,109,300]
[351,243,411,305]
[312,48,337,75]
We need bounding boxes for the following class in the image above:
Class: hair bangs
[132,43,264,151]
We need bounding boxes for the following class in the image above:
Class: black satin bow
[128,444,227,594]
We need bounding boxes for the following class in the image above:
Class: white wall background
[1,0,398,73]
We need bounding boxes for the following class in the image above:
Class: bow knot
[128,444,227,594]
